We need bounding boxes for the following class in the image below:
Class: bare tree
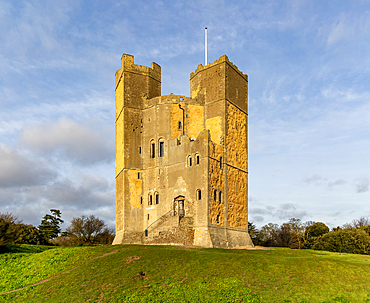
[65,215,109,246]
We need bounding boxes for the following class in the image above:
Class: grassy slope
[1,244,370,302]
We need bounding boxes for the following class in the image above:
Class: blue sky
[1,0,370,230]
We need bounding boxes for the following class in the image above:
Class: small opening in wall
[137,172,140,179]
[140,197,142,205]
[188,156,192,167]
[236,152,238,162]
[219,191,222,203]
[197,189,201,200]
[235,121,238,130]
[159,140,164,157]
[179,97,184,101]
[139,146,141,154]
[236,182,238,193]
[213,189,217,201]
[148,194,153,205]
[216,215,220,224]
[196,154,200,165]
[178,121,182,130]
[219,156,222,169]
[147,214,150,220]
[155,193,159,204]
[150,141,155,158]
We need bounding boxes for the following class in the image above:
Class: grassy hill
[1,244,370,302]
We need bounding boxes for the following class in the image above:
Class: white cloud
[20,118,115,166]
[355,177,369,193]
[0,144,57,188]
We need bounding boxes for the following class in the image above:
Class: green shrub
[304,222,329,249]
[312,229,370,254]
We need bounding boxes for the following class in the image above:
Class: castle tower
[114,54,161,244]
[113,54,253,249]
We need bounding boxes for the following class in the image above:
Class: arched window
[159,139,164,157]
[155,192,159,205]
[213,189,217,201]
[196,189,201,200]
[187,155,192,167]
[195,154,200,165]
[150,140,155,158]
[148,193,153,205]
[219,191,222,203]
[219,156,222,169]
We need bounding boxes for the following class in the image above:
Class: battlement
[190,55,247,81]
[115,54,161,88]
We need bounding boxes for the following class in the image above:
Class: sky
[1,0,370,231]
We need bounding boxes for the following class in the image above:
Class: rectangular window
[159,141,164,157]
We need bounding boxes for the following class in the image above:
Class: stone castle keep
[113,53,254,248]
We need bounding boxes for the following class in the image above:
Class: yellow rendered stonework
[128,170,142,208]
[116,78,123,119]
[206,116,222,144]
[116,114,123,176]
[115,172,123,231]
[191,85,200,99]
[170,103,184,139]
[227,167,247,228]
[187,105,204,140]
[209,158,224,225]
[227,103,247,170]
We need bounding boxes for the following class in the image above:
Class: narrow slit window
[159,140,164,157]
[150,141,155,158]
[236,152,238,162]
[216,215,220,224]
[155,193,159,205]
[236,182,238,193]
[197,189,201,200]
[147,214,150,220]
[178,121,182,130]
[213,189,217,201]
[219,191,222,203]
[140,197,143,205]
[196,154,200,165]
[137,172,140,179]
[139,146,141,154]
[188,156,192,167]
[219,156,222,169]
[148,194,153,205]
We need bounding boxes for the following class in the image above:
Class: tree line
[0,209,114,246]
[249,217,370,255]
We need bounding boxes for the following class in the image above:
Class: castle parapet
[190,54,247,81]
[115,54,161,88]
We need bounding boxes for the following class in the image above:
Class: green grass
[1,244,370,302]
